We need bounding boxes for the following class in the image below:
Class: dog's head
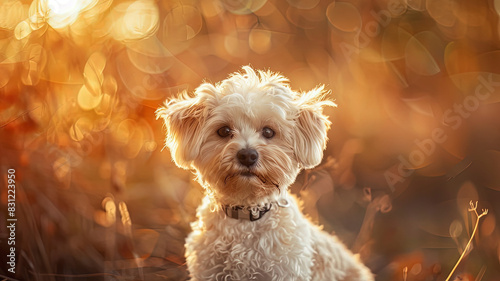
[157,66,335,205]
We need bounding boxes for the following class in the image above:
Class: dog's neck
[208,191,290,221]
[210,189,286,207]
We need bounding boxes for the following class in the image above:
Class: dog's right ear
[156,92,206,170]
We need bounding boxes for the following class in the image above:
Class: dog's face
[157,67,334,205]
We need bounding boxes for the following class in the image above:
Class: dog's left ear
[293,86,336,169]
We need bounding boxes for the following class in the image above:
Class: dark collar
[222,204,272,221]
[222,198,290,222]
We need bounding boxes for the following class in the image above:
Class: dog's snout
[237,148,258,167]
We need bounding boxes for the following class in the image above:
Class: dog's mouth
[224,171,259,182]
[224,170,280,189]
[240,171,256,177]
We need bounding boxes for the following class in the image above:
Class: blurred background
[1,0,500,280]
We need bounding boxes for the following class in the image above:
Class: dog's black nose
[237,148,258,167]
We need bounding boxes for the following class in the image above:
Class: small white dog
[157,66,374,281]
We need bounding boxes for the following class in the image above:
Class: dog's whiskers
[224,174,234,185]
[273,182,281,192]
[256,174,267,184]
[255,173,280,191]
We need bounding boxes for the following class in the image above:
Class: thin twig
[0,107,41,128]
[445,201,488,281]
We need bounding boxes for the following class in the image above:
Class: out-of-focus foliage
[0,0,500,280]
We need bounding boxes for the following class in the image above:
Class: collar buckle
[277,198,290,208]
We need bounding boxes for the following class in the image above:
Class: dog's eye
[217,126,232,138]
[262,127,275,139]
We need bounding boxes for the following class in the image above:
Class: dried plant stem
[445,201,488,281]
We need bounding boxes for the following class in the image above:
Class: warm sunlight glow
[2,0,499,280]
[32,0,93,29]
[110,0,159,42]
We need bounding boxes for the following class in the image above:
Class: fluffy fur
[157,66,374,281]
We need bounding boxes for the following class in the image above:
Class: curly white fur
[157,66,374,281]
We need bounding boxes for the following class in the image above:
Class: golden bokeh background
[1,0,500,280]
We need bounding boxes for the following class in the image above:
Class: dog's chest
[185,204,315,281]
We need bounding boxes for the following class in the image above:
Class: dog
[157,66,374,281]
